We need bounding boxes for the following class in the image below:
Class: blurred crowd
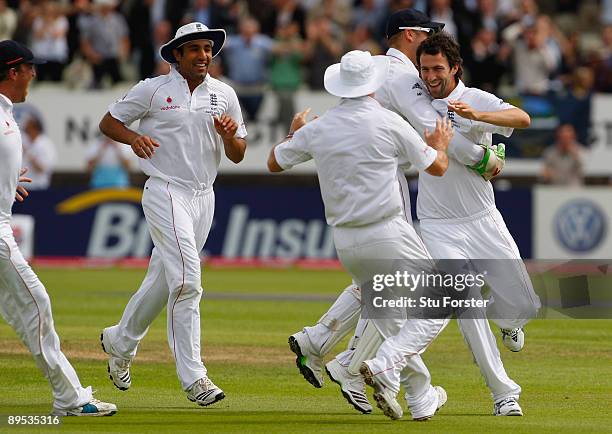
[4,0,612,186]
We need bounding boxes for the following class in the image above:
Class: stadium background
[1,1,612,431]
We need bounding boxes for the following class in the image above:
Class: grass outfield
[0,267,611,433]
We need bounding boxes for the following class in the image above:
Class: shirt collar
[437,79,466,102]
[0,93,13,112]
[170,66,209,87]
[340,95,381,107]
[385,48,419,76]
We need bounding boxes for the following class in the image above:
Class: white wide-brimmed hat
[160,22,226,63]
[324,51,390,98]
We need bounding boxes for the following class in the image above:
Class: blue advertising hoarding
[12,186,533,259]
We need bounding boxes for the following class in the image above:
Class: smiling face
[419,52,458,99]
[173,39,213,83]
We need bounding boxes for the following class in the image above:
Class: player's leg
[100,247,168,390]
[421,219,524,414]
[148,182,223,405]
[361,317,449,420]
[473,210,540,347]
[0,235,116,416]
[331,217,438,416]
[289,283,361,388]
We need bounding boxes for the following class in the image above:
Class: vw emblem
[554,200,606,252]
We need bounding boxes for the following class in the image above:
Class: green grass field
[1,267,611,433]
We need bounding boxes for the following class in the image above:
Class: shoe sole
[188,391,226,407]
[496,409,523,416]
[359,364,401,420]
[288,336,322,388]
[101,332,129,392]
[53,410,117,417]
[326,366,372,414]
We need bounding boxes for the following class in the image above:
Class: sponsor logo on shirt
[161,105,181,111]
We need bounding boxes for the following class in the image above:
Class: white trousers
[418,207,538,400]
[0,233,92,410]
[104,177,215,390]
[419,208,540,330]
[332,216,448,417]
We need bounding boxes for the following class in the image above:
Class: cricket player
[361,32,540,418]
[287,8,510,417]
[98,22,247,406]
[269,50,453,421]
[0,40,117,416]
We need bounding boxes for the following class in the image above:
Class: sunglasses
[398,26,435,33]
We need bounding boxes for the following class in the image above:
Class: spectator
[86,136,132,189]
[307,0,351,33]
[270,20,303,134]
[303,15,343,89]
[593,24,612,92]
[224,16,274,136]
[347,24,382,55]
[428,0,458,39]
[0,0,17,40]
[80,0,129,88]
[183,0,214,26]
[541,124,584,186]
[152,20,172,76]
[21,115,56,190]
[31,1,69,81]
[553,67,594,146]
[464,27,509,93]
[512,20,558,96]
[352,0,385,40]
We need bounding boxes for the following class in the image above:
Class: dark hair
[416,32,463,82]
[0,67,11,82]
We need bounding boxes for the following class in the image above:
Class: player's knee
[169,275,202,298]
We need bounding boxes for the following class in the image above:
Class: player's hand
[130,135,159,159]
[15,168,32,202]
[214,113,238,140]
[424,118,454,152]
[289,108,312,134]
[447,100,480,121]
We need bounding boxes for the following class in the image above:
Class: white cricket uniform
[275,95,449,417]
[371,81,540,402]
[103,67,246,389]
[0,93,93,411]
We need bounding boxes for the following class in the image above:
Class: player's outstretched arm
[268,108,314,173]
[99,112,159,159]
[447,101,531,128]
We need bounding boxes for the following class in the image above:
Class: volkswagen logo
[554,200,607,252]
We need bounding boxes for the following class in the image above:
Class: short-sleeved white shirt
[0,94,22,236]
[418,80,515,220]
[109,67,247,190]
[274,96,436,227]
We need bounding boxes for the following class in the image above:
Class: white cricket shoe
[187,377,225,407]
[288,331,324,388]
[52,398,117,416]
[326,358,373,414]
[494,397,523,416]
[100,328,132,391]
[501,328,525,352]
[360,361,402,420]
[412,386,448,421]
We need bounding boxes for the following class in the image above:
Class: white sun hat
[160,22,226,63]
[323,50,390,98]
